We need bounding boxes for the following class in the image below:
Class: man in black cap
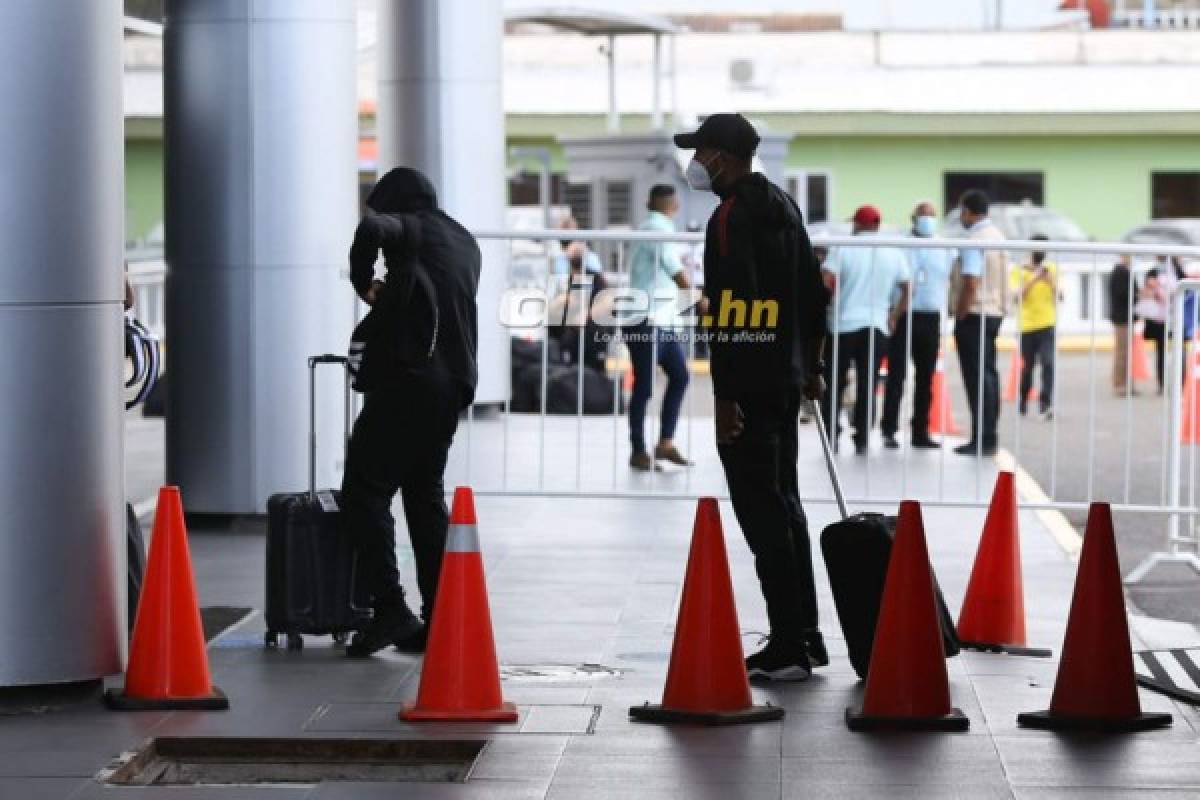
[675,114,831,680]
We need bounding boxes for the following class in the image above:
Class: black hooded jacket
[348,168,481,407]
[702,172,829,401]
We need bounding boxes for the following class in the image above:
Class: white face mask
[685,156,717,192]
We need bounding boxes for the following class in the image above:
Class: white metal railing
[126,255,166,339]
[466,230,1200,552]
[128,233,1200,567]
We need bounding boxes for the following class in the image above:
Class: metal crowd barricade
[466,229,1200,543]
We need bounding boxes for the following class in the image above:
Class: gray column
[0,0,125,686]
[165,0,357,513]
[378,0,508,404]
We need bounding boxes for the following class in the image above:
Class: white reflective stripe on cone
[446,523,481,553]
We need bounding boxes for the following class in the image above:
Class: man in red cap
[675,113,830,680]
[820,205,910,454]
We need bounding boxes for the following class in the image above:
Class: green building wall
[785,134,1196,240]
[125,137,163,245]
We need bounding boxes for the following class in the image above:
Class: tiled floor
[6,419,1200,798]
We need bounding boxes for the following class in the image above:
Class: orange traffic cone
[1018,503,1171,732]
[846,501,968,731]
[400,487,517,722]
[928,352,961,436]
[630,498,783,725]
[957,473,1051,658]
[1182,352,1200,444]
[1003,353,1037,404]
[1131,334,1151,383]
[105,487,228,710]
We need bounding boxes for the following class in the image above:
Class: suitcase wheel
[332,631,349,646]
[264,631,279,649]
[286,633,304,651]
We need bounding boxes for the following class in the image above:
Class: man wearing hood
[341,167,480,657]
[675,114,831,681]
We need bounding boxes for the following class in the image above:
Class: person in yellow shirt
[1010,234,1057,420]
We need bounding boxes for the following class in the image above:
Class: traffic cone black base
[104,686,228,712]
[846,706,968,732]
[1017,709,1171,733]
[960,641,1052,658]
[630,702,783,727]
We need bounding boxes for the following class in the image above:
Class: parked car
[943,203,1090,242]
[1121,219,1200,248]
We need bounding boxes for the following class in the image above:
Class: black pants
[882,311,941,439]
[1019,326,1055,412]
[1144,319,1167,391]
[717,388,818,645]
[341,370,460,621]
[822,327,886,448]
[955,314,1002,448]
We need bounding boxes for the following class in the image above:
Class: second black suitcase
[264,355,372,650]
[811,403,960,680]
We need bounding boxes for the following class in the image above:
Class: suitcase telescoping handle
[307,354,352,502]
[807,399,850,521]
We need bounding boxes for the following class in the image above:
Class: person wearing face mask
[880,201,954,449]
[950,189,1008,457]
[675,113,830,681]
[623,184,696,470]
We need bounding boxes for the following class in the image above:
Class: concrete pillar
[377,0,508,404]
[0,0,125,686]
[164,0,357,514]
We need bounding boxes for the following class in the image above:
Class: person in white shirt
[820,205,910,455]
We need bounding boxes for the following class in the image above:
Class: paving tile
[547,785,779,800]
[1014,790,1200,799]
[0,778,89,799]
[72,783,313,799]
[313,783,547,799]
[550,753,782,788]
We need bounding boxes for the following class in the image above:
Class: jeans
[341,369,460,621]
[821,327,886,448]
[1019,326,1055,412]
[955,314,1003,448]
[624,325,689,453]
[717,387,819,644]
[882,311,941,439]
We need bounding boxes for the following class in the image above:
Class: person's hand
[715,399,744,444]
[696,295,711,318]
[364,280,385,306]
[803,371,826,401]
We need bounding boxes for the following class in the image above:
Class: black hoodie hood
[367,167,439,214]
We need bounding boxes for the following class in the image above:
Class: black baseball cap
[674,113,760,159]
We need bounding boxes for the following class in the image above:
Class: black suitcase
[811,403,960,680]
[264,355,372,650]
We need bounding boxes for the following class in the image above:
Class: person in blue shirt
[881,201,954,449]
[821,205,910,454]
[623,185,698,470]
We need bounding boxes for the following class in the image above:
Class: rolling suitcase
[811,402,960,680]
[264,355,372,650]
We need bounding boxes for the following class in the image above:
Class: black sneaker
[882,434,899,450]
[954,441,997,457]
[805,631,830,669]
[745,638,811,682]
[393,624,428,654]
[347,601,422,658]
[910,435,941,449]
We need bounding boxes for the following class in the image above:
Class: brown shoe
[629,451,659,471]
[654,443,694,467]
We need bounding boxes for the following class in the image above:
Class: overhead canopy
[505,7,679,36]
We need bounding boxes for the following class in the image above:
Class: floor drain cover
[501,663,623,681]
[100,737,484,786]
